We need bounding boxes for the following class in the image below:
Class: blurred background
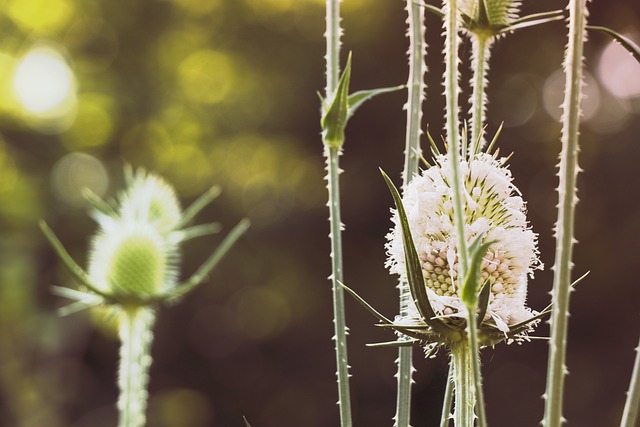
[0,0,639,426]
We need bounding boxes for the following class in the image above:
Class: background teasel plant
[41,168,249,427]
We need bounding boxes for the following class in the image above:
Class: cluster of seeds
[419,248,517,299]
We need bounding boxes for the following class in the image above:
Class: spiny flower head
[88,221,179,297]
[459,0,522,36]
[118,170,182,235]
[42,166,249,312]
[386,152,541,333]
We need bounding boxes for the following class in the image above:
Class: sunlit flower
[118,170,183,235]
[386,152,541,332]
[88,221,179,298]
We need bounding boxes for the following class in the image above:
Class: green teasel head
[88,222,179,298]
[43,166,249,312]
[459,0,522,37]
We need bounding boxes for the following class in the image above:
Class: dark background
[0,0,639,426]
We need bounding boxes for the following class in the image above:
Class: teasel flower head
[385,150,541,342]
[87,220,179,298]
[41,167,250,312]
[459,0,521,36]
[118,169,183,235]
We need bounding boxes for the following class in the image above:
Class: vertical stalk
[443,0,469,275]
[451,340,475,427]
[402,0,426,188]
[326,146,352,427]
[325,0,341,95]
[396,1,427,426]
[439,364,455,427]
[467,310,487,427]
[118,307,156,427]
[621,336,640,427]
[324,3,352,425]
[543,0,588,426]
[469,34,492,152]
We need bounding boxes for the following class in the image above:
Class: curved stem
[543,0,588,426]
[118,307,156,427]
[470,34,492,154]
[621,336,640,427]
[451,341,475,427]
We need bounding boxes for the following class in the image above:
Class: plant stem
[402,0,426,189]
[620,336,640,427]
[118,307,155,427]
[543,0,588,426]
[451,340,475,427]
[395,1,427,426]
[324,1,352,426]
[326,0,341,95]
[440,363,455,427]
[469,34,492,153]
[443,0,469,275]
[326,146,352,427]
[467,310,486,427]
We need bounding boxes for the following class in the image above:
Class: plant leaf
[347,85,404,119]
[179,223,222,242]
[588,25,640,64]
[82,188,117,217]
[177,185,222,228]
[367,339,421,348]
[40,221,114,302]
[476,280,491,326]
[169,219,250,300]
[460,235,495,309]
[415,1,444,18]
[321,52,352,150]
[381,169,450,335]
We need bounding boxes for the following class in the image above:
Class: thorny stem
[118,307,155,427]
[402,0,426,190]
[443,0,469,276]
[324,1,352,426]
[543,0,588,426]
[467,310,487,427]
[326,146,352,427]
[451,340,475,427]
[440,363,455,427]
[326,0,341,96]
[621,336,640,427]
[470,34,492,153]
[395,1,427,426]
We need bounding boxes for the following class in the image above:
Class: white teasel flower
[386,152,541,333]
